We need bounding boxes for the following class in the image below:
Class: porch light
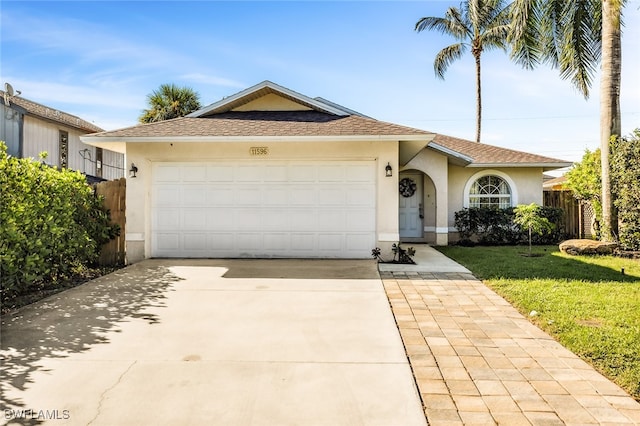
[385,162,393,177]
[129,163,138,178]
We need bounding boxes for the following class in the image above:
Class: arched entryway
[399,170,437,243]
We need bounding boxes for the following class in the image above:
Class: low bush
[0,142,119,302]
[454,206,564,246]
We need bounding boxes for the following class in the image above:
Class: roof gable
[232,93,312,112]
[189,80,351,118]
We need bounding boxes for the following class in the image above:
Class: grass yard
[436,245,640,401]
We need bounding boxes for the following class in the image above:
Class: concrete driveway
[1,259,426,426]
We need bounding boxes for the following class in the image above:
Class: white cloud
[3,78,142,110]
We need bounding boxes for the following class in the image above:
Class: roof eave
[81,134,434,144]
[427,142,474,165]
[468,162,573,170]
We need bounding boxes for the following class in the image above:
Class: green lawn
[436,245,640,401]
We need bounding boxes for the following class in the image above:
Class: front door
[399,173,423,239]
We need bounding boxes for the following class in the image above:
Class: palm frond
[416,7,470,40]
[434,44,467,79]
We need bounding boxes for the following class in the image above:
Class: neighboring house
[81,81,571,263]
[0,89,124,181]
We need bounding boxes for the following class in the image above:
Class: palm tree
[415,0,512,143]
[509,0,625,241]
[139,83,202,123]
[599,0,623,241]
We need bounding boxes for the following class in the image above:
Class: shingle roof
[431,134,570,166]
[87,111,433,138]
[1,90,103,133]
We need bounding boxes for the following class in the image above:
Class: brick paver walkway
[381,271,640,425]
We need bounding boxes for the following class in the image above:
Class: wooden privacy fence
[543,190,594,239]
[94,178,126,265]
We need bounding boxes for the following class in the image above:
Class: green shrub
[454,206,564,246]
[611,129,640,250]
[0,142,118,300]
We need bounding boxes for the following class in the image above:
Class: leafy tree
[509,0,626,241]
[513,203,554,256]
[415,0,512,143]
[565,148,602,235]
[139,83,202,123]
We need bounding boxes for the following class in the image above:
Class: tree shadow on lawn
[0,262,182,425]
[438,246,640,283]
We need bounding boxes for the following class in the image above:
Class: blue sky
[2,0,639,170]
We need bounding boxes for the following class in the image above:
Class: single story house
[82,81,571,263]
[1,87,125,181]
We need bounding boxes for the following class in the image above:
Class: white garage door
[151,161,376,258]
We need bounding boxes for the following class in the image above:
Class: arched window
[468,175,512,208]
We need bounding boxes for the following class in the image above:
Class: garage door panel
[155,233,180,251]
[290,166,316,182]
[207,188,234,205]
[290,233,316,251]
[290,187,316,205]
[347,210,376,231]
[263,188,288,205]
[236,188,262,205]
[209,233,235,250]
[206,209,234,230]
[207,165,234,182]
[237,165,263,182]
[347,186,375,206]
[184,233,207,250]
[155,209,180,229]
[236,209,262,230]
[183,210,207,230]
[155,186,181,205]
[290,210,317,231]
[318,234,344,252]
[317,165,346,182]
[237,233,262,251]
[264,165,288,182]
[262,210,289,230]
[183,166,207,182]
[152,161,375,258]
[318,187,345,206]
[318,211,346,231]
[183,187,206,206]
[155,165,181,182]
[263,233,289,251]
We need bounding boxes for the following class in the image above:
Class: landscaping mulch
[1,266,123,316]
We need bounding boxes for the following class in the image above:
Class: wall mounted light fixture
[385,162,393,177]
[129,163,138,178]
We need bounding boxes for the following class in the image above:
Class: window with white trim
[468,175,511,208]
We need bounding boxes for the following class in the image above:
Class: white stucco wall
[125,140,399,263]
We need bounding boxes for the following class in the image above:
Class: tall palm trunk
[599,0,622,241]
[475,53,482,143]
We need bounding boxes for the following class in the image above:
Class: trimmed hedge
[0,143,118,300]
[454,206,564,246]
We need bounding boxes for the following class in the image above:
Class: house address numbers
[250,147,269,156]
